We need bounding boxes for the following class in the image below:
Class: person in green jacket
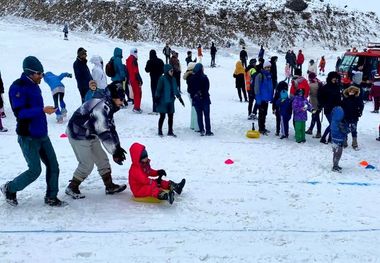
[155,64,185,137]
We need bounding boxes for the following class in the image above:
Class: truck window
[339,55,356,72]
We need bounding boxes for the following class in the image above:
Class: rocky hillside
[0,0,379,50]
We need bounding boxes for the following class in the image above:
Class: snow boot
[305,129,313,135]
[61,108,67,117]
[101,172,127,195]
[332,166,342,173]
[352,137,359,150]
[1,182,18,206]
[158,190,174,204]
[313,132,321,138]
[65,177,85,199]
[44,196,68,207]
[170,179,186,195]
[343,139,348,148]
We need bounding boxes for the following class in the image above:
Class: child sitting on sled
[128,142,186,204]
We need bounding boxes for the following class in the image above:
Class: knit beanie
[193,63,203,73]
[263,61,271,68]
[23,56,44,75]
[106,82,125,100]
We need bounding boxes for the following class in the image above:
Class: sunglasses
[25,68,44,76]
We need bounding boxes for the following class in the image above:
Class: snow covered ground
[0,16,379,262]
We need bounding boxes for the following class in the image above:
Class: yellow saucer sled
[246,123,260,138]
[132,196,163,203]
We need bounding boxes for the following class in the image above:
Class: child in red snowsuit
[128,142,185,204]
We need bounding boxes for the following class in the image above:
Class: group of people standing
[234,45,377,172]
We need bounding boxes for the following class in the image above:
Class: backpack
[105,57,116,77]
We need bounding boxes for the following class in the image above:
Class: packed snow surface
[0,16,379,262]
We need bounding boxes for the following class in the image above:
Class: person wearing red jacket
[290,68,310,98]
[296,50,305,74]
[126,48,143,113]
[128,142,186,204]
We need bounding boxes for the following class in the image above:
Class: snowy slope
[0,16,380,262]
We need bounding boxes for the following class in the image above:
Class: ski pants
[332,143,343,167]
[131,83,142,110]
[53,92,66,117]
[258,102,269,132]
[132,179,170,198]
[294,121,306,142]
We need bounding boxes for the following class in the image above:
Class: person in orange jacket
[128,142,186,204]
[319,56,326,76]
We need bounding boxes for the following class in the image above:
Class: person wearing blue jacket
[43,71,72,123]
[1,56,66,207]
[111,47,126,83]
[330,106,350,173]
[254,61,273,135]
[73,47,93,103]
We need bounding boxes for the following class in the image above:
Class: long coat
[155,66,180,114]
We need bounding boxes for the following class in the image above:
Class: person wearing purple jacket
[292,89,314,143]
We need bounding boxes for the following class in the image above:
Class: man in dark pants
[318,72,342,144]
[73,47,93,103]
[254,61,274,135]
[1,56,66,207]
[145,49,164,113]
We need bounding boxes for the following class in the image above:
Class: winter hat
[277,81,289,91]
[163,64,173,75]
[308,72,317,80]
[263,61,271,68]
[77,47,87,57]
[130,48,138,58]
[193,63,203,73]
[106,82,125,100]
[352,71,363,85]
[280,90,288,100]
[140,149,148,160]
[249,58,257,65]
[23,56,44,75]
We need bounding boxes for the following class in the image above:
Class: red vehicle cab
[338,43,380,85]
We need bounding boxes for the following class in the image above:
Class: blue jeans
[8,136,59,198]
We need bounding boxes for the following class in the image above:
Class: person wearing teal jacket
[155,64,184,137]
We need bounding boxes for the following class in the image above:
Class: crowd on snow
[1,39,380,207]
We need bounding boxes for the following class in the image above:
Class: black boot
[1,182,18,206]
[170,179,186,195]
[44,196,68,207]
[65,177,85,199]
[101,172,127,195]
[158,190,174,204]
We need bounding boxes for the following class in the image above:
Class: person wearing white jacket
[90,55,107,90]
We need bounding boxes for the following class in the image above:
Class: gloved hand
[178,97,185,107]
[113,146,127,165]
[67,73,73,78]
[157,169,167,177]
[312,109,317,114]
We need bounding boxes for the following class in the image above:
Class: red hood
[129,142,145,165]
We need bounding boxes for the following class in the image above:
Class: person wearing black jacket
[317,71,342,144]
[341,86,364,150]
[65,82,127,199]
[240,47,248,68]
[210,42,217,67]
[272,81,289,136]
[188,63,213,136]
[145,50,164,113]
[73,47,93,103]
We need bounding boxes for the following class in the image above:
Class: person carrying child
[292,89,314,143]
[128,142,186,204]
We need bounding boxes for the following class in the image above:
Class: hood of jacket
[129,142,145,165]
[343,85,360,98]
[90,55,103,67]
[331,106,344,122]
[149,49,157,60]
[113,47,123,58]
[164,64,173,74]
